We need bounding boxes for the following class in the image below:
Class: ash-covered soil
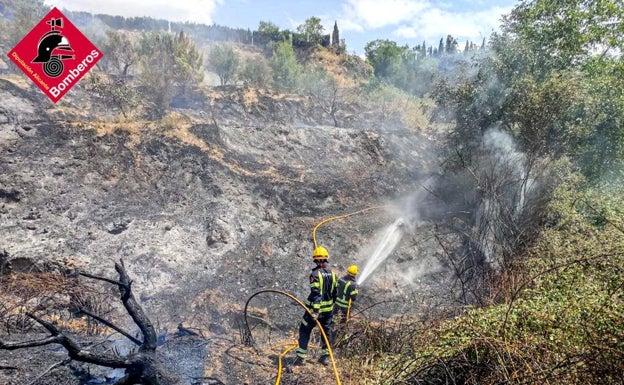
[0,77,455,384]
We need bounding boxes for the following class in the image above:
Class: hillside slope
[0,75,451,383]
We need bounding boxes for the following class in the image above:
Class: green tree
[86,72,139,118]
[238,56,272,88]
[445,35,458,54]
[1,0,47,67]
[207,43,239,86]
[364,39,416,90]
[98,30,138,76]
[365,39,403,78]
[331,21,340,48]
[269,40,301,91]
[498,0,624,181]
[258,21,281,41]
[296,16,324,44]
[172,30,204,92]
[425,1,624,298]
[137,30,203,118]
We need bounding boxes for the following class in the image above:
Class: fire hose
[243,206,390,384]
[243,289,342,385]
[312,205,388,249]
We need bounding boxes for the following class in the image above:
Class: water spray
[357,217,405,286]
[311,207,406,286]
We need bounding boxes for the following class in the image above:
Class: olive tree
[137,30,203,118]
[207,43,240,86]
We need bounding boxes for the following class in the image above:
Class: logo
[7,7,103,103]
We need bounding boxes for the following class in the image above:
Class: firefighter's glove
[311,312,319,321]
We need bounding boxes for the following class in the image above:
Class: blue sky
[45,0,518,55]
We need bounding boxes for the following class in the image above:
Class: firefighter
[334,265,359,323]
[293,246,337,366]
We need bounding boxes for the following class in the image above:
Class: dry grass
[0,271,116,336]
[310,48,361,88]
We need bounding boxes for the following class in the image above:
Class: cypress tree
[332,21,339,48]
[445,34,457,54]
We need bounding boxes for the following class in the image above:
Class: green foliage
[445,34,458,54]
[574,60,624,181]
[137,30,203,118]
[364,39,416,89]
[172,30,204,89]
[296,16,324,44]
[207,43,239,86]
[331,21,340,49]
[98,30,138,76]
[411,56,440,96]
[361,82,410,125]
[86,72,139,117]
[505,71,588,158]
[495,0,624,181]
[238,56,272,88]
[503,0,624,77]
[0,0,47,61]
[366,174,624,384]
[269,40,302,91]
[257,21,281,41]
[435,1,624,183]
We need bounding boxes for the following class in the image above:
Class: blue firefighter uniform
[294,246,337,366]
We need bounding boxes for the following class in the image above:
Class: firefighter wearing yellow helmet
[334,264,359,323]
[293,246,337,367]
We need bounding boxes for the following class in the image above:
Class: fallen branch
[0,259,182,385]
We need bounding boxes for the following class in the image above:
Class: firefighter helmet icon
[32,18,74,77]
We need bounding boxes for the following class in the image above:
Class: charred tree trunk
[0,259,181,385]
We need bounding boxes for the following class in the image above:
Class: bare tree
[0,260,181,385]
[301,67,358,127]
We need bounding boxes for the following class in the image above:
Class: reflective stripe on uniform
[336,281,351,308]
[306,269,336,314]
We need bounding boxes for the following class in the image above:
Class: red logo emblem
[7,7,103,103]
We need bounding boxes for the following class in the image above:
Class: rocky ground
[0,76,455,384]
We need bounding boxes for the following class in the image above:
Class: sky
[44,0,518,55]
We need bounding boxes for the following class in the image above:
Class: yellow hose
[346,298,352,323]
[275,342,298,385]
[244,206,388,383]
[244,289,342,385]
[312,205,388,249]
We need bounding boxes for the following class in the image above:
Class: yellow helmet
[347,265,359,276]
[313,246,329,260]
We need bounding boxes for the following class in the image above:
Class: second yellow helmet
[347,264,359,276]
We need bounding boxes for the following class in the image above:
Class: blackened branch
[79,308,143,346]
[21,313,130,368]
[114,259,158,351]
[78,271,127,288]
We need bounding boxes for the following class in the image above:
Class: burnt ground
[0,76,457,384]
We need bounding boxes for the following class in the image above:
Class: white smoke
[475,128,535,271]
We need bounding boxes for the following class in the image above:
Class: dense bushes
[347,172,623,384]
